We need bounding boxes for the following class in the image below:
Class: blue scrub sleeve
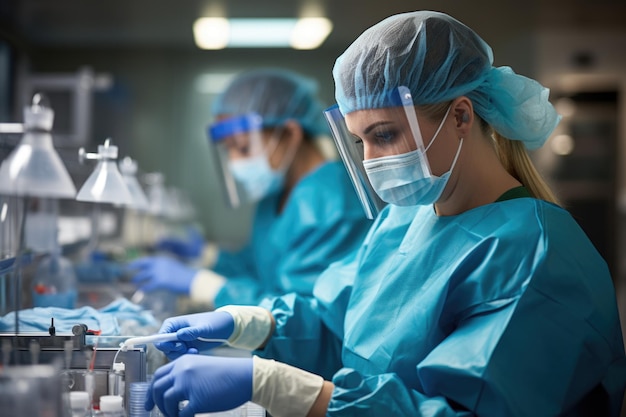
[213,243,256,278]
[273,214,370,296]
[256,293,344,381]
[328,288,626,416]
[312,250,360,340]
[212,244,266,306]
[215,207,371,308]
[330,369,473,417]
[319,201,624,415]
[255,249,364,379]
[212,162,372,308]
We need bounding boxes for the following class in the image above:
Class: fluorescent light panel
[193,17,333,49]
[291,18,333,49]
[195,73,237,94]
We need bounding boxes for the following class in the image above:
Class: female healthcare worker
[144,11,626,417]
[128,68,372,308]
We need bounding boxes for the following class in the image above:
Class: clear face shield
[323,105,386,220]
[324,86,454,218]
[208,113,287,208]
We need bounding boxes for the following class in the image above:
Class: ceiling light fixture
[193,17,333,50]
[193,18,230,49]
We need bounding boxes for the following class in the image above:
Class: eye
[224,138,250,156]
[372,128,397,145]
[351,134,363,145]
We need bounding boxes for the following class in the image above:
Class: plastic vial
[108,362,126,399]
[99,395,127,417]
[69,391,92,417]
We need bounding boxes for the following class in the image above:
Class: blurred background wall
[0,0,547,245]
[1,0,625,297]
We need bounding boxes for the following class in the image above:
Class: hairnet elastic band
[208,113,263,142]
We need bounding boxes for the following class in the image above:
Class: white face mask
[363,105,463,206]
[228,154,285,202]
[228,133,291,203]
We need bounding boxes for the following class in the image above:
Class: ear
[452,96,473,138]
[280,120,304,148]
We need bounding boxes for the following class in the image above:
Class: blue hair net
[332,11,560,150]
[212,68,329,138]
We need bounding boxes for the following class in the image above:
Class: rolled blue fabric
[333,11,560,149]
[0,298,159,335]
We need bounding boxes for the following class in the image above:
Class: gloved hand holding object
[155,310,234,359]
[154,305,273,359]
[145,355,252,417]
[127,256,197,294]
[145,355,324,417]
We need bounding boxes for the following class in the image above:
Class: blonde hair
[492,132,559,204]
[418,101,560,205]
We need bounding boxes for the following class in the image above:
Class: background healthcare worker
[143,11,626,417]
[128,68,372,309]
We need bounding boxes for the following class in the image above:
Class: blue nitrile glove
[155,228,204,260]
[145,354,252,417]
[155,311,235,359]
[127,256,197,294]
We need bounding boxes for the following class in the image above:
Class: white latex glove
[189,269,227,309]
[217,305,274,351]
[252,356,324,417]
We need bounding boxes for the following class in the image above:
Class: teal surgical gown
[212,161,372,308]
[258,197,626,416]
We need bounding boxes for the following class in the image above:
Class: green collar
[495,186,532,202]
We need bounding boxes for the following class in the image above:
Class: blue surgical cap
[212,68,329,138]
[332,11,560,150]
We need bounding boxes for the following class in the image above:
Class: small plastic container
[128,382,151,417]
[69,391,92,417]
[99,395,127,417]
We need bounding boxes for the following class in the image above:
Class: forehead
[345,107,405,133]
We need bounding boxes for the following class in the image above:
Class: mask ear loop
[424,104,453,153]
[448,137,464,173]
[264,123,300,174]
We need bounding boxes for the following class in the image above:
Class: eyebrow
[363,120,394,135]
